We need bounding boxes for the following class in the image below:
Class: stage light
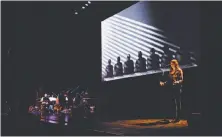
[88,1,91,4]
[82,7,85,9]
[75,12,78,15]
[85,4,88,6]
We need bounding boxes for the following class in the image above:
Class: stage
[91,119,196,136]
[3,110,220,136]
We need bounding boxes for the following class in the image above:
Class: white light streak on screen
[114,15,162,32]
[112,16,166,39]
[104,21,165,48]
[104,24,164,54]
[109,17,179,49]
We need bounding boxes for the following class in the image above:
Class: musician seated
[41,94,50,103]
[49,103,54,113]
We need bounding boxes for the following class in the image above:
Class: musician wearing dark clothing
[114,57,123,76]
[42,94,50,102]
[149,48,160,70]
[105,59,113,78]
[59,93,65,108]
[124,54,134,74]
[160,59,183,123]
[135,51,146,72]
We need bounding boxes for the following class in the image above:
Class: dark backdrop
[2,1,207,124]
[2,1,101,113]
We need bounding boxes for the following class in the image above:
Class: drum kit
[29,87,96,119]
[32,94,62,114]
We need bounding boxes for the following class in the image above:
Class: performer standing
[160,59,183,123]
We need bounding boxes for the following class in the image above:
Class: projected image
[101,1,199,81]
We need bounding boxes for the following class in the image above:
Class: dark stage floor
[2,113,113,136]
[2,113,221,136]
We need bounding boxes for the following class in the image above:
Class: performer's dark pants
[172,85,182,120]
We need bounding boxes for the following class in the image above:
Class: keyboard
[103,64,198,82]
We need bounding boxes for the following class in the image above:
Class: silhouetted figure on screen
[124,54,134,74]
[114,57,123,76]
[160,54,168,68]
[148,48,160,70]
[105,59,113,78]
[188,52,197,65]
[175,49,188,65]
[135,51,146,72]
[163,46,173,64]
